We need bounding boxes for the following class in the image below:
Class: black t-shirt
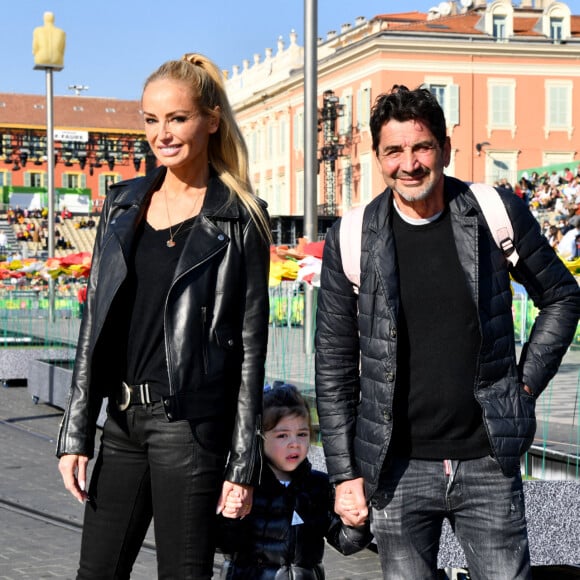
[389,207,491,459]
[122,216,197,398]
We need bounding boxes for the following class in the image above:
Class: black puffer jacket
[316,177,580,498]
[218,460,372,579]
[56,167,270,485]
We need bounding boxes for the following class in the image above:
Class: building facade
[0,94,146,213]
[225,0,580,242]
[1,0,579,231]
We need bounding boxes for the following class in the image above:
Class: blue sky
[3,1,580,100]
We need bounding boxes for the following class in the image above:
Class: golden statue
[33,12,66,69]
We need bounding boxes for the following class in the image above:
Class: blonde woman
[57,53,270,579]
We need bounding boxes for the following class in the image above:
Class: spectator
[547,225,562,249]
[549,170,561,187]
[557,215,580,259]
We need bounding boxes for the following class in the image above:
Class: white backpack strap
[339,205,366,294]
[469,183,519,267]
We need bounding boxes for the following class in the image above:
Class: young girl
[218,383,372,579]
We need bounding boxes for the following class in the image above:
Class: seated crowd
[0,206,101,256]
[495,167,580,260]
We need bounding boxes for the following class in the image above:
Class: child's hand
[217,481,253,519]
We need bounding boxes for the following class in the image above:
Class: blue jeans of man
[77,401,228,580]
[370,455,531,580]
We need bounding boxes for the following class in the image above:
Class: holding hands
[218,481,253,519]
[335,477,368,528]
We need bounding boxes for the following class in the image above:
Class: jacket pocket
[214,326,238,350]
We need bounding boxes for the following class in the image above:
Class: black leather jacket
[56,167,270,485]
[316,177,580,498]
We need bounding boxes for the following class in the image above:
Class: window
[293,110,304,152]
[339,92,353,136]
[249,129,258,163]
[295,171,304,215]
[543,152,575,167]
[257,127,264,163]
[493,15,507,40]
[279,117,288,157]
[550,17,564,41]
[62,173,82,189]
[24,172,45,188]
[357,84,371,130]
[265,179,275,214]
[424,79,459,126]
[483,2,513,40]
[539,4,571,42]
[545,81,573,138]
[267,122,275,161]
[99,173,121,196]
[491,85,511,125]
[359,153,373,204]
[1,134,11,155]
[277,177,289,215]
[488,79,516,134]
[0,170,11,187]
[485,150,518,187]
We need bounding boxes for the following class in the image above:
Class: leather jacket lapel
[173,173,238,280]
[173,214,229,280]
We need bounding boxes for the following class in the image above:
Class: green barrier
[0,296,79,317]
[269,284,304,327]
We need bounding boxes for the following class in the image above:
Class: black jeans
[77,402,228,579]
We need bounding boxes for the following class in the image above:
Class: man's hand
[335,477,368,527]
[217,481,253,519]
[58,454,90,504]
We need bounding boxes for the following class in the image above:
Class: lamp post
[303,0,318,354]
[33,11,66,322]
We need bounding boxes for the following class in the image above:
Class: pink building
[226,0,580,235]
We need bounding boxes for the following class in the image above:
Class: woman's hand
[217,481,253,519]
[58,454,90,504]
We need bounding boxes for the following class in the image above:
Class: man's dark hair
[370,85,447,154]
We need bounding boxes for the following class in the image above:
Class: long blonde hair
[143,53,271,242]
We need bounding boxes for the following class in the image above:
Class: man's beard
[393,169,434,203]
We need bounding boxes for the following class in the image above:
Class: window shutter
[448,84,459,126]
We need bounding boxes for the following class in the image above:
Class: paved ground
[1,318,579,578]
[0,379,384,579]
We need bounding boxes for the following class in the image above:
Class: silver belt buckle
[117,381,132,411]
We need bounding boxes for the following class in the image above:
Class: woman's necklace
[163,188,205,248]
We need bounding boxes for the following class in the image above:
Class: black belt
[116,381,160,411]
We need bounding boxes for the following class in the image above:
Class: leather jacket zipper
[201,306,209,375]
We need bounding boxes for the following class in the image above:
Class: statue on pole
[33,12,66,70]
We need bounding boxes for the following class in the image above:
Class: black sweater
[218,460,372,580]
[389,208,490,459]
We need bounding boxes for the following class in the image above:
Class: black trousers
[77,402,228,580]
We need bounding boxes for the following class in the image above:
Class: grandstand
[5,215,99,257]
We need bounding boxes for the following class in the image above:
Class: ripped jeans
[370,455,531,580]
